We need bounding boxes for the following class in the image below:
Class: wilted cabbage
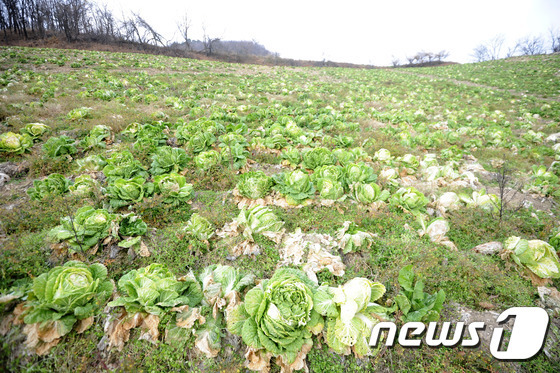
[504,236,560,279]
[108,263,203,317]
[170,265,254,357]
[316,178,345,200]
[374,148,392,163]
[0,132,33,154]
[378,167,399,187]
[273,169,315,205]
[459,189,499,212]
[103,150,149,181]
[42,135,77,158]
[194,150,222,170]
[20,123,50,141]
[184,213,215,241]
[69,174,100,197]
[21,261,114,355]
[154,173,193,206]
[27,173,72,201]
[313,278,389,357]
[48,206,116,252]
[237,171,274,200]
[302,147,336,170]
[390,187,429,212]
[227,268,323,369]
[280,147,302,167]
[75,154,107,172]
[106,176,154,208]
[420,154,439,169]
[398,154,419,173]
[333,148,356,166]
[350,182,389,204]
[188,131,216,153]
[150,146,190,175]
[235,205,284,241]
[312,165,344,183]
[337,222,375,253]
[263,133,288,149]
[343,162,377,188]
[79,125,111,149]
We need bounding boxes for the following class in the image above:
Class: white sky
[106,0,560,66]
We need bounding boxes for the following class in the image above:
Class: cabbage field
[1,46,560,372]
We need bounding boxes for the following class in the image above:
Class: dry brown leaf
[37,320,66,343]
[195,331,220,358]
[473,242,503,255]
[138,240,150,257]
[231,240,261,257]
[75,316,94,334]
[105,311,142,351]
[34,338,61,356]
[175,307,205,329]
[0,315,15,336]
[277,342,312,373]
[224,291,242,316]
[245,347,273,373]
[139,314,160,343]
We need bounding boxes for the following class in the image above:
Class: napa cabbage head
[313,278,388,357]
[504,236,560,279]
[237,171,274,200]
[0,132,33,154]
[227,268,322,364]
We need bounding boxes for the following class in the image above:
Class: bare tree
[133,13,165,47]
[471,44,489,62]
[505,42,520,58]
[517,35,545,55]
[176,12,191,51]
[201,24,220,56]
[549,27,560,53]
[391,56,400,67]
[435,50,449,62]
[487,34,505,60]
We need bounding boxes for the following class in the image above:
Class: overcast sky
[107,0,560,66]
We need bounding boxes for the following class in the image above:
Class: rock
[109,245,121,259]
[0,161,29,178]
[546,133,560,143]
[0,172,10,188]
[472,241,503,255]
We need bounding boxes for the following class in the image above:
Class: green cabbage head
[23,261,114,328]
[0,132,33,154]
[227,268,323,364]
[27,173,72,200]
[154,173,194,206]
[237,171,274,200]
[21,123,50,141]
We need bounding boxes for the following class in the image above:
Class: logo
[369,307,550,360]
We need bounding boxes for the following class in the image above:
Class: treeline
[471,32,560,62]
[391,50,451,68]
[0,0,274,58]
